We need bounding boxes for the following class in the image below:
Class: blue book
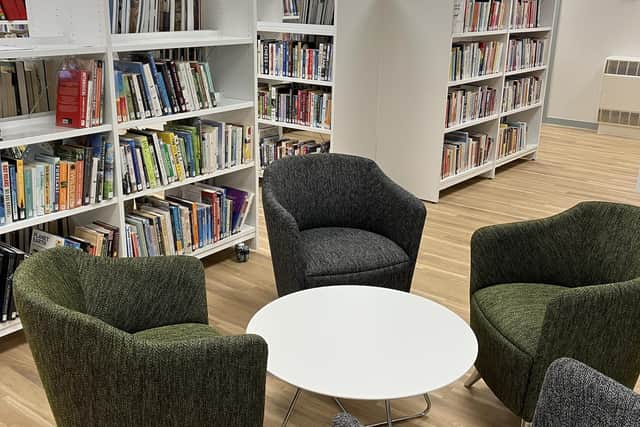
[121,137,143,189]
[64,239,82,250]
[168,205,183,252]
[103,140,115,200]
[114,61,156,117]
[196,207,204,248]
[24,167,32,219]
[146,53,172,114]
[8,164,18,221]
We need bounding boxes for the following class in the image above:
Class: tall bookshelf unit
[0,0,259,339]
[376,0,558,202]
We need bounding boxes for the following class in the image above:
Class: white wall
[546,0,640,124]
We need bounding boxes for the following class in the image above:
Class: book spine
[8,164,18,220]
[15,159,25,219]
[1,163,13,224]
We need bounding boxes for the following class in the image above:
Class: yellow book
[15,159,25,220]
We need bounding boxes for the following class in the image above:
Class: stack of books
[119,121,253,196]
[0,135,115,226]
[510,0,541,29]
[258,84,332,130]
[442,131,493,178]
[452,0,507,33]
[125,188,254,257]
[258,38,333,82]
[56,59,107,129]
[498,121,527,157]
[283,0,334,25]
[0,60,57,119]
[450,41,503,81]
[446,85,497,127]
[260,135,330,170]
[506,38,546,71]
[502,75,542,112]
[114,54,217,124]
[110,0,203,33]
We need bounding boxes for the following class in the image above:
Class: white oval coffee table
[247,286,478,426]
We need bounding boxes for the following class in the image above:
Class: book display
[0,0,258,339]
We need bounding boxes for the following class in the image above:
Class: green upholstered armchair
[465,201,640,424]
[13,247,268,427]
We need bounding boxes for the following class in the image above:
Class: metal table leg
[282,388,302,427]
[334,394,432,427]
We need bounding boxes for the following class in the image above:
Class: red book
[56,69,89,128]
[1,0,27,20]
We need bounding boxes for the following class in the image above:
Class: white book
[30,229,66,255]
[142,63,164,117]
[34,163,44,217]
[452,0,465,34]
[169,0,175,31]
[134,147,148,189]
[90,157,99,204]
[124,145,141,191]
[150,132,169,185]
[131,74,150,118]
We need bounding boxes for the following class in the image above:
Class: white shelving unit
[0,0,259,338]
[375,0,559,202]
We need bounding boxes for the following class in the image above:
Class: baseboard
[543,117,599,131]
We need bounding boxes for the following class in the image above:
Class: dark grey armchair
[533,358,640,426]
[263,154,426,297]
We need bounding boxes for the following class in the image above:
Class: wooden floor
[1,125,640,427]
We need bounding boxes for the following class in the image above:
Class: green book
[23,166,33,219]
[129,134,158,189]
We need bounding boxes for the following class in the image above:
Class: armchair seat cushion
[300,227,411,289]
[134,323,219,343]
[473,283,568,356]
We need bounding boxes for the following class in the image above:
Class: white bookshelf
[0,0,259,338]
[375,0,559,202]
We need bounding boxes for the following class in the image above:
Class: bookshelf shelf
[111,31,253,52]
[501,102,543,117]
[448,72,503,87]
[452,29,508,40]
[257,21,336,36]
[0,115,112,150]
[0,199,119,236]
[440,162,495,191]
[0,43,106,60]
[495,145,538,167]
[509,26,552,34]
[504,65,547,77]
[445,114,500,133]
[257,74,334,87]
[257,118,332,134]
[192,225,256,260]
[122,162,256,202]
[0,319,22,338]
[117,98,254,130]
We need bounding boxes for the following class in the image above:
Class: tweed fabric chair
[467,201,640,423]
[14,247,268,427]
[263,154,426,297]
[533,358,640,426]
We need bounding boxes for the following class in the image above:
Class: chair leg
[464,368,482,389]
[521,420,532,427]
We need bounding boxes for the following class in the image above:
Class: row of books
[258,84,332,130]
[259,133,330,169]
[450,41,503,82]
[498,121,527,158]
[446,85,497,128]
[0,60,57,119]
[125,187,254,257]
[56,59,107,129]
[0,135,115,226]
[0,22,28,38]
[442,131,493,179]
[282,0,334,25]
[114,55,217,124]
[510,0,541,29]
[0,0,27,20]
[0,242,23,323]
[258,38,334,82]
[120,121,253,196]
[452,0,506,34]
[110,0,202,34]
[502,75,542,112]
[506,37,546,71]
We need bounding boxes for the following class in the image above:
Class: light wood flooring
[1,125,640,427]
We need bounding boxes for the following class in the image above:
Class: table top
[246,286,478,401]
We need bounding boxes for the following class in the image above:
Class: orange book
[59,161,68,211]
[67,162,76,209]
[75,159,84,207]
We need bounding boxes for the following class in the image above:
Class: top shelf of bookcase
[508,26,552,34]
[256,21,336,36]
[0,42,106,60]
[111,30,253,52]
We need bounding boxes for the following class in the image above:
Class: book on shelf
[0,241,24,323]
[260,131,330,170]
[0,0,27,21]
[442,130,493,179]
[110,0,202,34]
[258,83,332,130]
[283,0,334,25]
[502,75,541,112]
[258,37,333,82]
[446,84,497,128]
[450,40,503,82]
[119,120,253,196]
[124,186,254,257]
[510,0,541,29]
[498,121,527,158]
[0,59,58,119]
[114,53,217,123]
[0,135,115,226]
[452,0,506,34]
[56,59,106,129]
[506,37,546,71]
[0,21,28,38]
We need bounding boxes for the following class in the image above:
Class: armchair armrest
[78,254,208,333]
[523,279,640,419]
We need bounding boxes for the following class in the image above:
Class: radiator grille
[598,109,640,127]
[605,59,640,76]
